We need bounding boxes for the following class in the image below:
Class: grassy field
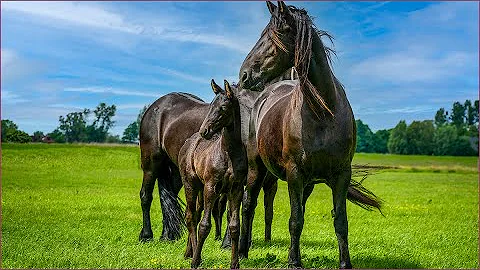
[1,143,478,268]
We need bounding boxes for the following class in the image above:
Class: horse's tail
[158,183,186,241]
[347,178,383,214]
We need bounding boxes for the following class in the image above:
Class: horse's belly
[162,107,209,165]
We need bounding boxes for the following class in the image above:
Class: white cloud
[351,51,475,83]
[63,86,160,98]
[1,90,29,104]
[2,1,253,53]
[2,1,139,33]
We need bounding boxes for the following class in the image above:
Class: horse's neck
[221,100,243,155]
[304,32,338,111]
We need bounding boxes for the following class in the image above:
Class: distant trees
[122,105,148,143]
[357,99,478,156]
[355,120,390,153]
[54,103,117,143]
[1,120,32,143]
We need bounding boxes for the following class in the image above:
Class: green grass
[1,143,478,268]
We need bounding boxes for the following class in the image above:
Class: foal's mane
[268,5,336,118]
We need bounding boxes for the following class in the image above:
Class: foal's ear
[211,79,222,95]
[266,1,277,15]
[224,80,233,100]
[277,1,288,15]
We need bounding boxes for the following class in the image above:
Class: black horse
[238,1,382,268]
[139,67,297,242]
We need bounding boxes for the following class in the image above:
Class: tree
[32,131,45,142]
[433,125,458,155]
[1,119,32,143]
[373,129,390,153]
[59,109,89,143]
[2,120,18,142]
[86,103,117,142]
[122,105,149,144]
[464,100,475,126]
[387,120,408,154]
[122,122,139,143]
[434,107,448,127]
[450,101,465,129]
[474,100,479,124]
[355,120,376,153]
[47,129,65,143]
[406,120,435,155]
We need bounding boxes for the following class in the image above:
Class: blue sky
[1,1,478,136]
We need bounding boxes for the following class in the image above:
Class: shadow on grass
[243,253,421,269]
[251,238,336,250]
[245,239,421,269]
[352,255,421,269]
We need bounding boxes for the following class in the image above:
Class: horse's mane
[269,5,336,118]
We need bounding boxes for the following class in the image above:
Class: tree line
[2,99,478,157]
[356,99,478,156]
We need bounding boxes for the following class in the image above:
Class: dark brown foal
[179,80,247,269]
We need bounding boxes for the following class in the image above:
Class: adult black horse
[138,66,296,241]
[238,1,382,268]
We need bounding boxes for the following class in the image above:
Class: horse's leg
[263,172,278,242]
[213,194,227,240]
[286,167,305,268]
[331,170,352,269]
[302,183,315,214]
[239,159,267,258]
[192,184,217,268]
[139,169,156,242]
[139,147,163,242]
[221,205,231,249]
[183,179,198,259]
[228,183,244,269]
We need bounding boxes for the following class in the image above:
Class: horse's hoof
[238,252,248,259]
[288,261,303,269]
[191,259,201,269]
[340,261,352,269]
[230,262,240,269]
[139,231,153,242]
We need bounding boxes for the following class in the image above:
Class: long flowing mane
[269,5,336,118]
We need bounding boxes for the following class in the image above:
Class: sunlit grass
[1,143,478,268]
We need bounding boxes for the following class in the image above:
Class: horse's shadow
[245,239,421,268]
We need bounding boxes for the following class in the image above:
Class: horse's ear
[211,79,222,95]
[277,1,288,14]
[266,1,276,15]
[224,80,233,100]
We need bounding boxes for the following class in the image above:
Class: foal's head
[199,79,237,140]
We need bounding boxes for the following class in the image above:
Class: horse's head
[239,1,297,91]
[200,79,237,140]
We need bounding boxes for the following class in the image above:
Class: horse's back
[140,92,209,166]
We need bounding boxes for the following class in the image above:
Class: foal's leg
[213,194,227,240]
[183,180,199,259]
[286,167,305,268]
[331,170,352,269]
[192,184,217,268]
[263,173,278,242]
[228,184,244,269]
[239,160,267,258]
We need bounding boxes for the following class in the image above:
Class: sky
[1,1,478,136]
